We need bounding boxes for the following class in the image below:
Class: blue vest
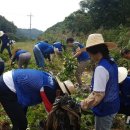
[91,59,120,116]
[15,50,28,60]
[37,41,54,55]
[73,42,90,62]
[0,34,10,46]
[12,69,57,108]
[53,42,63,52]
[119,77,130,106]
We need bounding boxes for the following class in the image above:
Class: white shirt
[93,66,109,92]
[35,44,40,50]
[3,71,16,93]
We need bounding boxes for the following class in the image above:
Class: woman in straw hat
[0,69,75,130]
[80,34,119,130]
[0,31,12,58]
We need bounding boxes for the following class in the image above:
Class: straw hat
[0,31,4,37]
[118,67,128,83]
[55,76,76,94]
[86,34,117,49]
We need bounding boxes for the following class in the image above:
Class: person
[118,67,130,124]
[66,38,90,88]
[80,34,119,130]
[44,42,64,61]
[120,49,130,60]
[0,69,76,130]
[33,41,63,68]
[11,49,31,68]
[0,31,12,58]
[53,41,64,53]
[0,57,4,75]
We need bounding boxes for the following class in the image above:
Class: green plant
[58,52,78,82]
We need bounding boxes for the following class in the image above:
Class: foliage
[0,15,17,34]
[64,10,93,34]
[27,104,47,128]
[80,0,130,28]
[58,52,78,82]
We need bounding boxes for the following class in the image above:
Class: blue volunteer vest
[119,77,130,106]
[37,41,54,55]
[91,58,120,116]
[73,42,90,62]
[53,42,63,52]
[0,34,10,46]
[15,50,28,60]
[12,69,57,108]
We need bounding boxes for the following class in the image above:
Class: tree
[0,15,17,33]
[80,0,130,28]
[65,10,92,34]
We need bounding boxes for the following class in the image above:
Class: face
[88,52,101,62]
[56,89,63,97]
[123,53,130,60]
[67,42,73,48]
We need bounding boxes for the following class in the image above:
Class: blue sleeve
[43,46,54,54]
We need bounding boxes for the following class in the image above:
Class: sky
[0,0,81,31]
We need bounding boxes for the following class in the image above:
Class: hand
[11,62,15,66]
[80,101,86,111]
[79,102,89,115]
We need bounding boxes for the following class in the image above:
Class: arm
[40,87,53,113]
[73,47,82,58]
[81,66,109,110]
[73,46,86,58]
[81,91,105,110]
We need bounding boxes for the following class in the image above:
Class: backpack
[40,94,81,130]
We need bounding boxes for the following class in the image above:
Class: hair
[44,40,48,43]
[12,48,21,56]
[66,38,74,44]
[87,44,109,58]
[120,49,130,56]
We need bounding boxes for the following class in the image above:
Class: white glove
[54,47,59,53]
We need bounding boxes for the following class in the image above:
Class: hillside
[16,28,43,39]
[0,15,43,41]
[0,15,17,33]
[41,0,130,46]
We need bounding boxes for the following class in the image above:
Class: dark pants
[0,61,4,75]
[0,76,27,130]
[0,45,12,58]
[44,54,51,61]
[118,103,130,116]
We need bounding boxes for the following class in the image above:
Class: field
[0,41,130,130]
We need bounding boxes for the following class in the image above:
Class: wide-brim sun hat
[0,31,4,37]
[118,67,128,83]
[86,34,117,50]
[55,76,76,95]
